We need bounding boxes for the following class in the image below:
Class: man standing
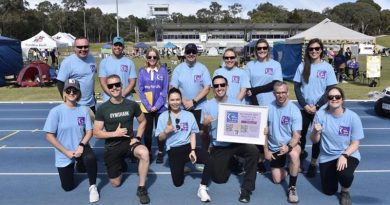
[57,37,97,112]
[264,81,302,203]
[93,74,150,204]
[99,36,137,102]
[170,43,211,149]
[197,75,259,203]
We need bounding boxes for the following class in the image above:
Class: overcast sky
[27,0,390,19]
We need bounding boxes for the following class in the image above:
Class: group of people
[43,36,364,205]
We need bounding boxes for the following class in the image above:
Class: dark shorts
[104,139,140,178]
[269,153,287,168]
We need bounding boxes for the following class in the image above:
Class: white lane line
[0,145,6,149]
[31,129,39,133]
[0,131,19,141]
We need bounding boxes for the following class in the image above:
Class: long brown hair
[254,38,270,61]
[303,38,324,83]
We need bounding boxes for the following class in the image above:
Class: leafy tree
[287,9,302,23]
[170,12,185,23]
[61,0,86,11]
[248,2,289,23]
[196,8,212,23]
[380,10,390,34]
[357,0,381,11]
[228,3,242,18]
[36,1,53,15]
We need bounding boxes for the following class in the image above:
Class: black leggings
[57,145,97,191]
[144,112,165,153]
[319,157,359,195]
[300,110,320,159]
[167,143,210,187]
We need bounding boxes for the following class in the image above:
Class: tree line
[1,0,389,43]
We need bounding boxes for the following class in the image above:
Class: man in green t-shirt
[94,74,150,204]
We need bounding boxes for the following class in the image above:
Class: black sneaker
[156,152,164,164]
[306,164,317,178]
[239,188,251,203]
[257,162,266,174]
[137,186,150,204]
[340,191,351,205]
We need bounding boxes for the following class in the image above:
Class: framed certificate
[217,103,268,145]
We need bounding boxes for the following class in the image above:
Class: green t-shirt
[95,99,141,148]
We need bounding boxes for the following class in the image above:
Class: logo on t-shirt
[265,68,273,75]
[90,65,96,73]
[194,75,202,83]
[156,74,163,80]
[226,111,238,123]
[120,65,129,72]
[180,122,189,131]
[281,116,290,125]
[338,126,350,136]
[77,117,85,126]
[232,76,240,83]
[317,70,326,79]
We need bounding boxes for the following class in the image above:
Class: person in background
[293,38,338,178]
[346,56,360,80]
[137,48,169,163]
[344,47,352,62]
[264,81,302,203]
[245,38,283,174]
[99,36,137,102]
[310,87,364,205]
[93,74,150,204]
[57,37,97,112]
[334,49,347,82]
[170,43,211,150]
[44,79,99,203]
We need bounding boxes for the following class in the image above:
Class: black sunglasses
[309,47,321,51]
[147,56,158,60]
[107,82,121,89]
[185,51,197,55]
[213,83,226,88]
[76,45,89,49]
[256,46,268,51]
[175,118,180,130]
[223,56,236,60]
[327,95,342,100]
[65,87,79,95]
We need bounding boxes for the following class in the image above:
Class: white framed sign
[366,56,381,78]
[217,103,268,145]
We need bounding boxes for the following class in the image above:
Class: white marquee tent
[287,18,375,44]
[21,30,67,57]
[52,32,74,47]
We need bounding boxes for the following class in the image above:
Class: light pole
[83,9,86,37]
[116,0,119,37]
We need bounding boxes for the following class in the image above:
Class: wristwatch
[79,142,86,147]
[192,99,198,106]
[341,153,349,158]
[135,136,142,141]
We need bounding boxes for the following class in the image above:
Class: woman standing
[310,87,364,205]
[155,88,210,188]
[137,48,169,163]
[293,38,338,177]
[44,79,99,203]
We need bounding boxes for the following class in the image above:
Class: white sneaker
[197,185,211,202]
[89,184,99,203]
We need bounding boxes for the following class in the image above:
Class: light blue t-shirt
[201,97,242,147]
[57,54,96,107]
[99,55,137,101]
[314,108,364,163]
[213,66,250,101]
[245,59,283,106]
[43,104,93,167]
[155,110,199,151]
[293,61,338,109]
[267,101,302,152]
[170,61,212,110]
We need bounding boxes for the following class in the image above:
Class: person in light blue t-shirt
[99,36,137,102]
[264,81,302,203]
[155,88,210,189]
[170,43,212,150]
[44,79,99,203]
[293,38,338,178]
[213,48,250,102]
[310,87,363,205]
[57,37,97,112]
[245,38,283,107]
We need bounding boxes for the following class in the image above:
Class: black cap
[185,43,198,55]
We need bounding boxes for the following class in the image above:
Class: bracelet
[79,142,86,147]
[136,136,142,141]
[192,99,198,106]
[342,153,349,158]
[191,148,196,152]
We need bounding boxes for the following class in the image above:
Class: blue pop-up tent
[0,36,23,86]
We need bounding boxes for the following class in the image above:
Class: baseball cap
[185,43,198,54]
[112,36,124,46]
[64,79,80,91]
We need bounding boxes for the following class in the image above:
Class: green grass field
[0,45,388,102]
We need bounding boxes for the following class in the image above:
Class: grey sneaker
[288,186,299,203]
[197,185,211,202]
[340,191,351,205]
[137,186,150,204]
[89,184,99,203]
